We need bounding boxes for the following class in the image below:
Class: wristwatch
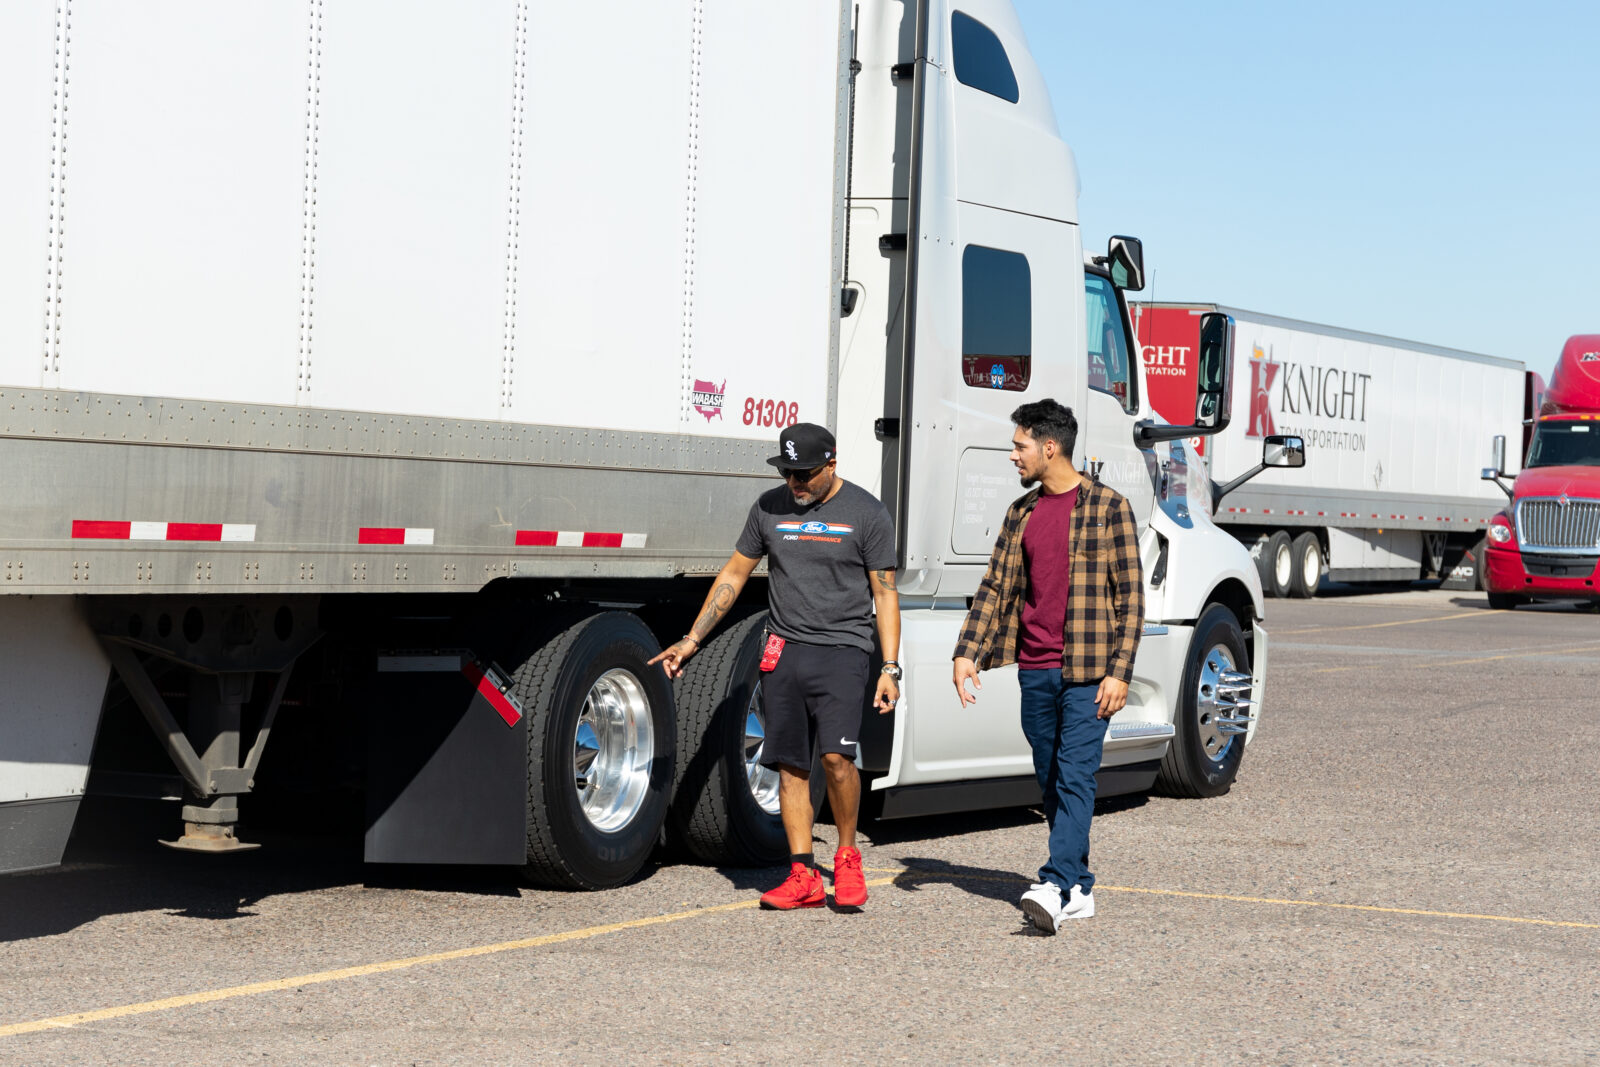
[880,660,902,680]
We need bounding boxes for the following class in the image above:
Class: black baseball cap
[766,423,836,468]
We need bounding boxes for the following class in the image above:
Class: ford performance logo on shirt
[776,521,853,544]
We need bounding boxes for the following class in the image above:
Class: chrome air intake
[1516,497,1600,552]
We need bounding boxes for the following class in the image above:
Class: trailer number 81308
[743,399,798,428]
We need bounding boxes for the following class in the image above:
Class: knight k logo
[1245,344,1280,439]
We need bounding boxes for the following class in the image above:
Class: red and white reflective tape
[461,660,522,727]
[515,530,648,548]
[72,520,256,542]
[375,652,522,728]
[358,527,434,545]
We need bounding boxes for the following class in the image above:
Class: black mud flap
[364,653,527,865]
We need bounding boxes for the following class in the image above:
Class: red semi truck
[1481,335,1600,610]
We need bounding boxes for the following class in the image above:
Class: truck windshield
[1526,422,1600,467]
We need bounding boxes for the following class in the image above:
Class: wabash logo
[691,378,726,422]
[1245,343,1280,439]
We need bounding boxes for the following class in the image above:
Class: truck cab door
[886,0,1084,596]
[1081,270,1155,532]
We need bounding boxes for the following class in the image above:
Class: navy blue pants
[1018,670,1107,893]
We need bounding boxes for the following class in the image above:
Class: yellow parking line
[1304,641,1600,673]
[864,868,1600,929]
[1278,611,1485,636]
[1096,884,1600,928]
[6,865,1595,1040]
[0,876,899,1039]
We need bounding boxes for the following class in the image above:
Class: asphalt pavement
[2,587,1597,1065]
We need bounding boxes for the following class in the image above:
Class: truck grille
[1517,497,1600,551]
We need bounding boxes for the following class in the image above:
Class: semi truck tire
[668,612,824,866]
[514,611,675,889]
[1486,592,1522,611]
[1155,603,1250,798]
[1288,532,1322,599]
[1263,531,1293,598]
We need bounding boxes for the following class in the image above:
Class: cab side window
[1085,273,1137,412]
[951,11,1019,103]
[961,245,1031,392]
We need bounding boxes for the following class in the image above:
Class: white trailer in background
[1132,304,1525,597]
[0,0,1289,887]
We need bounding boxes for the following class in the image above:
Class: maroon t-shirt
[1017,487,1078,669]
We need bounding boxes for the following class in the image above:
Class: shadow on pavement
[890,856,1027,905]
[857,804,1043,846]
[1447,595,1595,613]
[0,796,522,944]
[1312,579,1438,598]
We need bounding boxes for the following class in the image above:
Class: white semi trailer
[1132,304,1526,597]
[0,0,1293,887]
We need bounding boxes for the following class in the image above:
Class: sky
[1010,0,1599,380]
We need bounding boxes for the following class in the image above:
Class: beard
[793,473,831,505]
[1018,471,1039,488]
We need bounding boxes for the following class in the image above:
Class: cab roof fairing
[933,0,1081,218]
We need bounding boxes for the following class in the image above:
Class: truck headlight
[1487,518,1513,544]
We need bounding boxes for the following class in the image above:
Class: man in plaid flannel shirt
[952,399,1144,933]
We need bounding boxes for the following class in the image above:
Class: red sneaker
[832,846,868,908]
[760,863,825,910]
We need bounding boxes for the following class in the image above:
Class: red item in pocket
[759,634,786,672]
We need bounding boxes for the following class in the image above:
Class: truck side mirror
[1194,312,1234,432]
[1212,432,1306,510]
[1263,435,1305,468]
[1107,235,1145,292]
[1482,434,1506,478]
[1482,434,1514,500]
[1134,310,1237,446]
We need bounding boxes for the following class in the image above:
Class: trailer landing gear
[93,597,320,854]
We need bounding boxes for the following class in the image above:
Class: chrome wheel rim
[573,669,654,832]
[1273,542,1293,589]
[743,681,781,815]
[1195,645,1238,762]
[1301,542,1320,589]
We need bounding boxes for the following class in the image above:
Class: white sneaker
[1061,884,1095,920]
[1019,882,1063,934]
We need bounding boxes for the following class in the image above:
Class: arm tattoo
[690,582,736,641]
[872,568,897,592]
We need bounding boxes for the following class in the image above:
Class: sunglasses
[780,463,827,482]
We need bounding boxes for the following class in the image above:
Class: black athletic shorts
[758,638,870,771]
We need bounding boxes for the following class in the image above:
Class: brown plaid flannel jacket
[953,475,1145,684]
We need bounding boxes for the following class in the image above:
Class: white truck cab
[834,0,1294,814]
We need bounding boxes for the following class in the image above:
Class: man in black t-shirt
[650,423,900,911]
